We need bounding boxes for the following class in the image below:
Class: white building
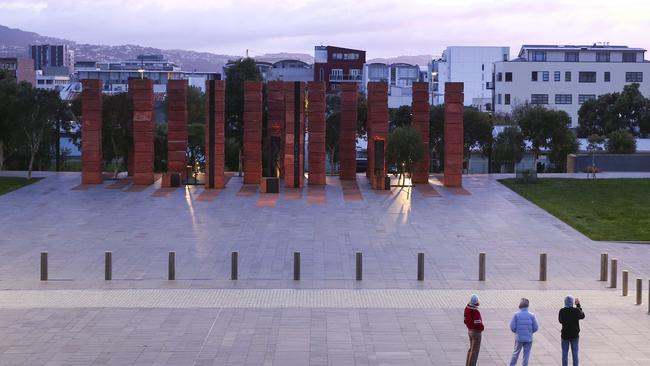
[35,70,70,91]
[362,62,422,108]
[431,46,510,110]
[494,44,650,127]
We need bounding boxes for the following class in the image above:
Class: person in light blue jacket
[509,298,539,366]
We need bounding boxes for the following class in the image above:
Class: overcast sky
[1,0,649,58]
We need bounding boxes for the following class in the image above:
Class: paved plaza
[0,171,649,365]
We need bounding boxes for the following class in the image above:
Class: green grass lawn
[499,178,650,242]
[0,176,42,196]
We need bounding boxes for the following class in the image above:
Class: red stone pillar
[308,81,326,185]
[367,82,389,190]
[205,80,226,189]
[81,79,103,184]
[339,83,357,180]
[243,81,263,184]
[412,82,430,184]
[130,79,155,185]
[444,82,464,187]
[267,81,285,177]
[167,80,187,176]
[284,81,305,188]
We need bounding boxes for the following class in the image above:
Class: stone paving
[0,171,649,365]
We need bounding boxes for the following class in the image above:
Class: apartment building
[314,45,366,93]
[29,44,75,75]
[494,44,650,127]
[362,62,423,107]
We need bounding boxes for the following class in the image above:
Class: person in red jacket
[464,294,484,366]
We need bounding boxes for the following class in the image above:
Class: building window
[319,69,324,81]
[505,94,511,105]
[626,72,643,82]
[555,94,572,104]
[623,52,637,63]
[497,94,502,104]
[565,52,579,62]
[505,72,512,82]
[482,64,484,71]
[565,71,571,82]
[332,53,344,60]
[578,94,596,104]
[578,72,597,83]
[554,71,561,81]
[344,53,359,60]
[497,72,503,82]
[531,94,549,105]
[330,69,343,81]
[604,72,610,82]
[596,52,610,62]
[531,51,546,61]
[542,71,549,82]
[531,71,538,81]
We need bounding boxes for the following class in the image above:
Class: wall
[574,154,650,172]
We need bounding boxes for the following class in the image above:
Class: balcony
[329,74,362,82]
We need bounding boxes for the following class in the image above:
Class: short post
[417,253,424,281]
[539,253,547,281]
[610,258,617,288]
[40,252,48,281]
[647,280,649,314]
[636,278,643,305]
[105,251,112,281]
[478,252,486,281]
[622,270,628,296]
[168,251,176,280]
[600,253,608,281]
[293,252,300,281]
[231,251,238,280]
[356,252,363,281]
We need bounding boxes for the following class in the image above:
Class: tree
[356,92,367,138]
[325,111,340,174]
[492,127,524,171]
[429,104,444,171]
[389,105,411,131]
[586,134,605,178]
[154,123,168,172]
[463,107,493,159]
[387,126,424,186]
[606,130,636,154]
[548,125,579,173]
[0,70,18,170]
[102,93,133,178]
[186,86,205,170]
[187,123,205,169]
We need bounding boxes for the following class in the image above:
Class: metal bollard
[40,252,48,281]
[417,253,424,281]
[168,251,176,280]
[105,251,112,281]
[293,252,300,281]
[622,270,628,296]
[600,253,608,281]
[356,252,363,281]
[610,259,617,288]
[636,278,643,305]
[478,253,486,281]
[539,253,547,281]
[231,251,238,280]
[648,280,649,314]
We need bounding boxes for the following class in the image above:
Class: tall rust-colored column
[267,81,285,177]
[339,83,358,180]
[367,82,389,190]
[205,80,226,189]
[167,80,187,176]
[243,81,263,184]
[444,82,464,187]
[130,79,155,185]
[308,81,326,185]
[412,82,430,184]
[284,81,305,188]
[81,79,103,184]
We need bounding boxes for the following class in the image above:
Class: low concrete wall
[574,154,650,172]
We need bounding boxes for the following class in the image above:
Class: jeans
[562,337,580,366]
[465,330,481,366]
[509,341,532,366]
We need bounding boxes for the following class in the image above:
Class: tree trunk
[27,152,35,180]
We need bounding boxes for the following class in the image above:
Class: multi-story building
[314,45,365,93]
[223,59,313,82]
[29,44,74,74]
[363,62,423,107]
[431,46,510,110]
[35,70,70,91]
[0,57,36,85]
[494,44,650,127]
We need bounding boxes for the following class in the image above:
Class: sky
[1,0,650,58]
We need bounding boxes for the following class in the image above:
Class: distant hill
[0,24,312,72]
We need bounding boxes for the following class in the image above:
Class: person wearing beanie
[464,294,484,366]
[558,295,585,366]
[509,297,539,366]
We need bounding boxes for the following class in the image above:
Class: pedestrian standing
[464,294,484,366]
[559,295,585,366]
[509,298,539,366]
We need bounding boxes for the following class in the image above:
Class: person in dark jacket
[558,295,585,366]
[464,294,484,366]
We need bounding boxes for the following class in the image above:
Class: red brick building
[313,46,366,94]
[0,57,36,85]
